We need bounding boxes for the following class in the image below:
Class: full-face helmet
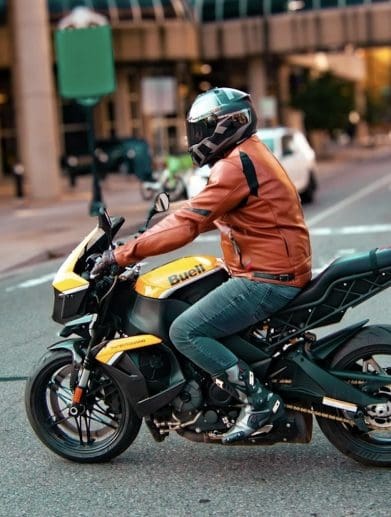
[186,87,257,167]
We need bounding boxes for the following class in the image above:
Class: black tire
[139,183,155,201]
[25,350,142,463]
[118,159,130,175]
[300,171,317,204]
[316,330,391,467]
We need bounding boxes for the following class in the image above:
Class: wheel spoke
[74,415,87,445]
[316,344,391,466]
[362,357,386,375]
[54,390,71,406]
[26,352,141,461]
[91,402,120,422]
[83,414,92,444]
[87,412,119,430]
[47,412,73,427]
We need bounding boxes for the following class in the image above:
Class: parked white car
[184,127,318,203]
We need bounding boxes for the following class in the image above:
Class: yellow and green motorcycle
[25,194,391,466]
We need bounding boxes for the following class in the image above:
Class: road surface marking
[310,224,391,236]
[196,223,391,241]
[306,172,391,226]
[3,219,388,294]
[5,273,55,292]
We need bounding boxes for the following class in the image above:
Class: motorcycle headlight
[52,284,89,323]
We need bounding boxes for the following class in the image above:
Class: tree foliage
[291,72,355,133]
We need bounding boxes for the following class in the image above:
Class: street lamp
[55,7,116,216]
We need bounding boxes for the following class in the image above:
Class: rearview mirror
[98,207,113,245]
[138,192,170,234]
[98,207,112,232]
[154,192,170,213]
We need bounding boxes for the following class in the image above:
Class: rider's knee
[169,316,189,350]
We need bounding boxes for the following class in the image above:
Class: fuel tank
[135,255,228,300]
[120,256,229,341]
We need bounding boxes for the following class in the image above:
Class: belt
[252,272,295,282]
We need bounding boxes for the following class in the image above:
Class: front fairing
[52,217,124,324]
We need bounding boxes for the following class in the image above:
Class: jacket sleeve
[114,157,250,266]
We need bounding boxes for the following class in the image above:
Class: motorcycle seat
[285,247,391,310]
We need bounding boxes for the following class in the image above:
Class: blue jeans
[169,277,300,377]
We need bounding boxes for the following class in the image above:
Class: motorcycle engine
[207,382,233,406]
[171,378,234,417]
[137,349,171,394]
[150,376,238,434]
[171,380,203,415]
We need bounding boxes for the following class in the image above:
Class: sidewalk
[0,142,390,278]
[0,173,152,277]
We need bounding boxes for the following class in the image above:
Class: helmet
[186,87,257,167]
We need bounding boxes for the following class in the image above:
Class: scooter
[139,167,187,201]
[25,193,391,465]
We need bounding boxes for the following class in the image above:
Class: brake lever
[119,264,140,282]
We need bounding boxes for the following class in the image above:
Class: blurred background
[0,0,390,201]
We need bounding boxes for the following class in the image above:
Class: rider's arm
[114,158,249,267]
[169,199,216,234]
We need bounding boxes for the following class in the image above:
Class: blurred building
[0,0,390,199]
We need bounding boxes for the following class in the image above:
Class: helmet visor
[186,119,215,148]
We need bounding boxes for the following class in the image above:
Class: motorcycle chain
[285,403,352,424]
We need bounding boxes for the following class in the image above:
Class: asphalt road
[0,153,390,517]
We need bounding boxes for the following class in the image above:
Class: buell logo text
[168,264,206,286]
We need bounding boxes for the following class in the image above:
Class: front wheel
[316,334,391,467]
[25,350,142,463]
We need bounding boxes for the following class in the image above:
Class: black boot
[219,361,285,444]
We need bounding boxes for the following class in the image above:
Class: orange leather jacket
[115,135,312,288]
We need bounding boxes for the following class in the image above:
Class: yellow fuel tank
[135,256,224,299]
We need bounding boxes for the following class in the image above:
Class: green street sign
[55,24,116,100]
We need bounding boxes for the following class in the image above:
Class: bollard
[13,163,24,198]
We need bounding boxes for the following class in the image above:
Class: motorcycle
[25,193,391,466]
[139,165,187,202]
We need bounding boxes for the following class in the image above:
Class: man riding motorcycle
[92,87,312,443]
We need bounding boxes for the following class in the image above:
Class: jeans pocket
[272,285,301,303]
[243,281,300,322]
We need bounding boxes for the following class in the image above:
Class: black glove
[90,249,117,278]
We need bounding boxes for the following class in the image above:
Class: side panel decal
[135,255,223,298]
[96,334,162,364]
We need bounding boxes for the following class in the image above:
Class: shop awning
[47,0,194,24]
[0,1,388,26]
[190,0,389,23]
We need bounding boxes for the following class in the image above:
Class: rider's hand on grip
[90,249,117,279]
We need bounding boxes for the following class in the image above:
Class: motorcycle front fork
[70,362,92,414]
[69,316,104,415]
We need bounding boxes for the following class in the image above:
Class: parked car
[184,127,318,203]
[61,137,154,186]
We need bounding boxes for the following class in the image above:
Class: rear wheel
[317,339,391,467]
[25,350,141,463]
